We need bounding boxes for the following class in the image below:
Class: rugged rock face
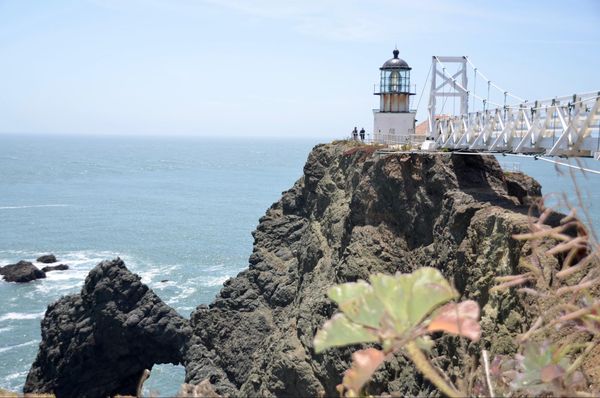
[504,171,542,205]
[37,254,57,264]
[27,142,558,397]
[41,264,69,273]
[0,261,46,283]
[184,143,545,397]
[24,258,192,398]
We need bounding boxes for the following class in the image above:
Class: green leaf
[313,314,378,353]
[406,267,457,325]
[316,268,458,355]
[370,273,411,331]
[370,268,457,330]
[328,281,371,304]
[328,281,385,328]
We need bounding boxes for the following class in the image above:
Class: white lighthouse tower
[373,49,416,144]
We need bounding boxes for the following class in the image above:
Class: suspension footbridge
[427,56,600,159]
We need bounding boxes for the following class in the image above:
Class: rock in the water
[41,264,69,273]
[36,254,57,264]
[0,261,46,283]
[24,258,192,398]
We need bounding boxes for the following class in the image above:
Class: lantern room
[375,49,414,112]
[379,49,411,93]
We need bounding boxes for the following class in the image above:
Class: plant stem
[482,350,495,398]
[566,338,598,376]
[405,341,462,398]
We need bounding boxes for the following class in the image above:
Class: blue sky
[0,0,599,138]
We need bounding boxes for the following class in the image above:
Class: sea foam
[0,339,37,353]
[0,312,45,322]
[0,204,71,210]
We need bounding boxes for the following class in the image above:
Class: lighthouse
[373,49,416,144]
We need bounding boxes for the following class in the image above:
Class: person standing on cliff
[359,128,365,141]
[352,127,358,141]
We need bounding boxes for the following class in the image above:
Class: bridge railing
[433,91,600,158]
[372,133,427,147]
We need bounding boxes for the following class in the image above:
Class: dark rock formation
[26,142,562,397]
[37,254,57,264]
[504,171,542,205]
[184,144,546,397]
[0,261,46,283]
[41,264,69,273]
[24,258,192,398]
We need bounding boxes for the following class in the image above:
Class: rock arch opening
[143,364,186,397]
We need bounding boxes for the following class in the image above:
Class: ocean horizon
[1,134,598,394]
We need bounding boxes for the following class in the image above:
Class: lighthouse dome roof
[381,49,410,70]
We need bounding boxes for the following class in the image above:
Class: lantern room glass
[379,69,411,94]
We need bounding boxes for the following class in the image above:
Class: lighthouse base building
[373,49,416,145]
[373,112,416,143]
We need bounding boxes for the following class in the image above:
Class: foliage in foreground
[314,201,599,397]
[485,203,599,397]
[313,267,480,397]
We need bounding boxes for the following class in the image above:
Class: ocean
[0,134,598,394]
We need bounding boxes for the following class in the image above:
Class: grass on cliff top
[331,139,388,162]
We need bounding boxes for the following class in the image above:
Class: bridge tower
[373,49,416,144]
[428,56,469,137]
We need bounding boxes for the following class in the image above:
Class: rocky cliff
[26,142,550,397]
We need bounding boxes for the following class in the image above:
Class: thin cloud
[201,0,598,42]
[201,0,385,41]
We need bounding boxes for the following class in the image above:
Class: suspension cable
[440,66,448,115]
[453,78,456,116]
[486,81,491,112]
[465,56,526,102]
[511,95,600,111]
[535,157,600,175]
[415,62,432,115]
[472,67,477,112]
[530,91,599,106]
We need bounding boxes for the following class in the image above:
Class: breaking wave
[0,312,45,322]
[0,204,71,210]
